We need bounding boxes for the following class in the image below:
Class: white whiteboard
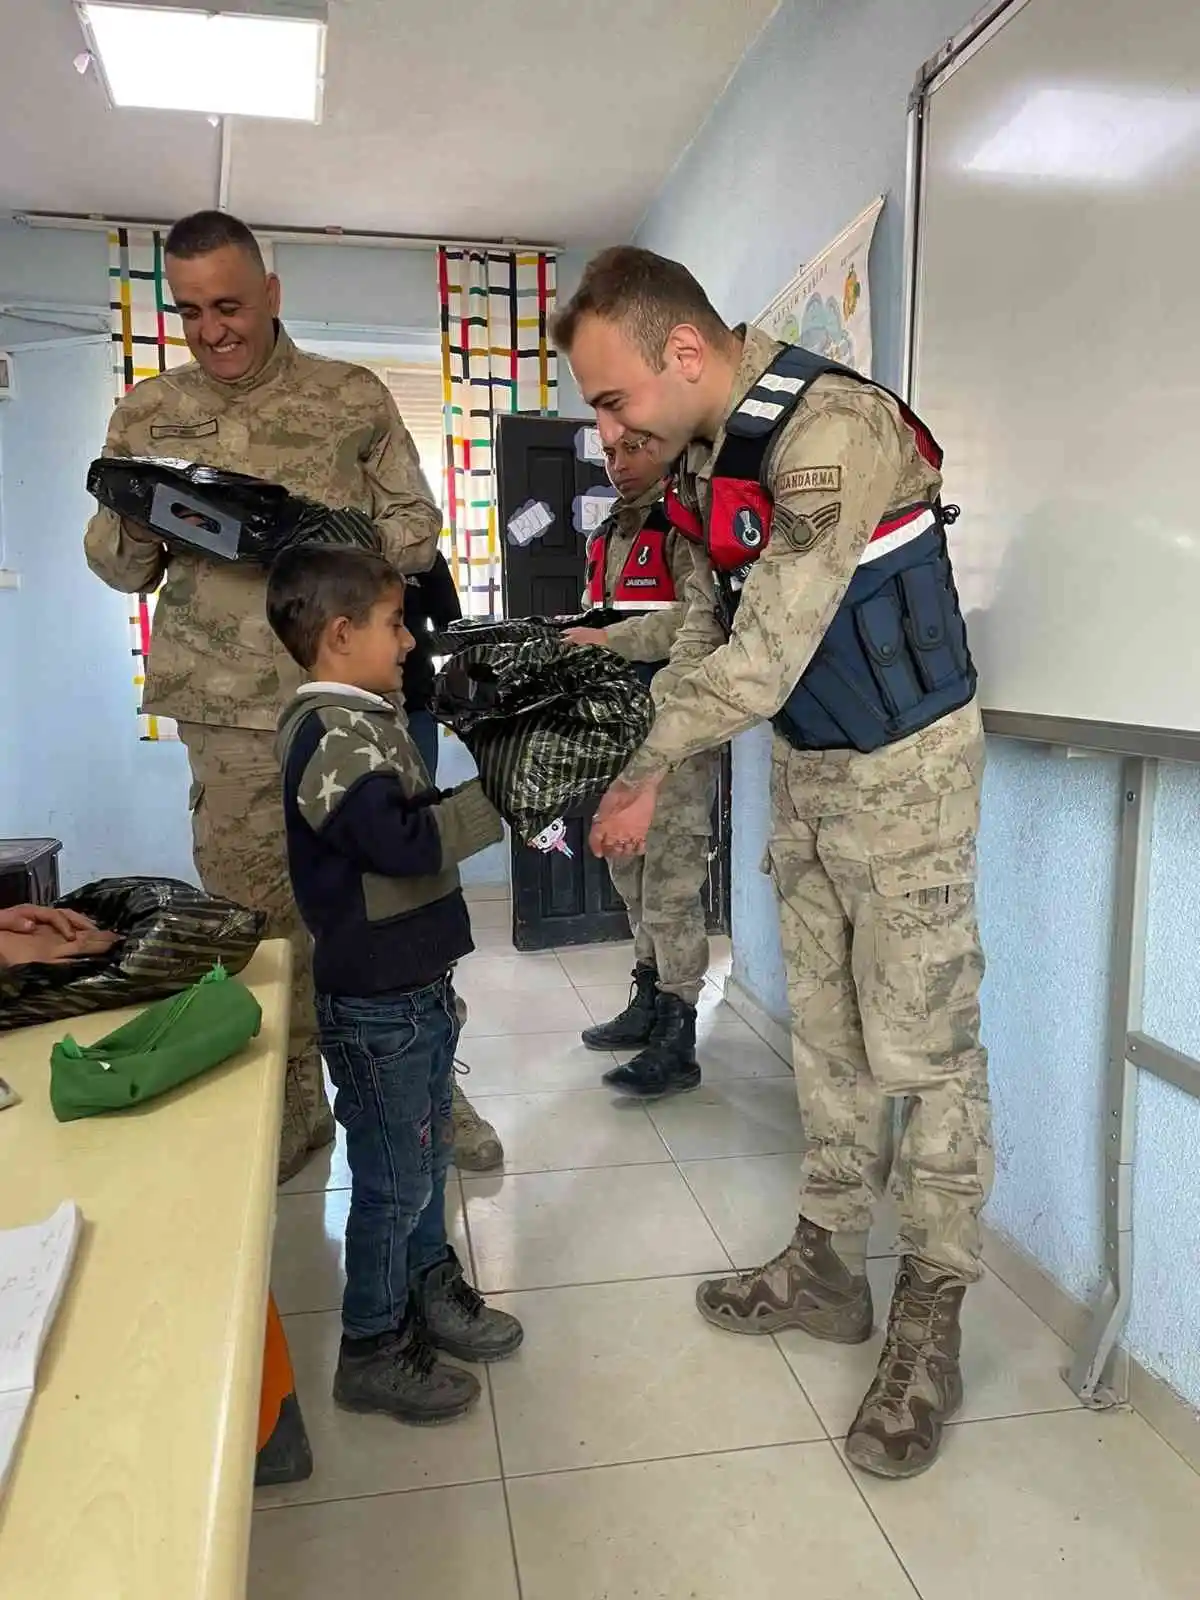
[909,0,1200,739]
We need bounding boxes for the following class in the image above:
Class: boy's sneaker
[333,1320,480,1425]
[415,1246,524,1362]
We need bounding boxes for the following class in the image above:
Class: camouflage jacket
[84,326,442,731]
[624,323,983,814]
[581,482,702,665]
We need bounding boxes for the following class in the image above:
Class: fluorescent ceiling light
[963,86,1200,184]
[78,3,326,121]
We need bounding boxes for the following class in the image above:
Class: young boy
[267,544,523,1425]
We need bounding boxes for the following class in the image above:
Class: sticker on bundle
[528,818,574,858]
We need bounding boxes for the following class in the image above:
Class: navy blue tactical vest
[665,346,975,755]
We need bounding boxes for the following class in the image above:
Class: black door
[496,413,732,954]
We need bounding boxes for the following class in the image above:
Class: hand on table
[0,905,119,967]
[0,903,98,938]
[588,774,663,859]
[562,627,610,648]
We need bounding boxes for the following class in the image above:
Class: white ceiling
[0,0,779,243]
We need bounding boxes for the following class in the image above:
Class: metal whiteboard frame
[902,0,1200,1409]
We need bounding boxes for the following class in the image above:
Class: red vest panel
[585,506,678,611]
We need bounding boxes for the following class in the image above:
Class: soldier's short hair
[267,545,403,668]
[551,247,728,369]
[164,209,265,270]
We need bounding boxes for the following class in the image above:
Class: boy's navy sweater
[276,684,504,997]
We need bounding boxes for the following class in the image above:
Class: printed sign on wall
[756,196,884,378]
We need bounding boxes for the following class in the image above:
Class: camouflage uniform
[84,326,441,1179]
[623,324,992,1278]
[588,485,717,1006]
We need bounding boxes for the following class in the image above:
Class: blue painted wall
[0,337,196,888]
[637,0,1200,1406]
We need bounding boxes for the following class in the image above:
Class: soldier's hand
[562,627,610,648]
[589,775,662,858]
[122,517,164,545]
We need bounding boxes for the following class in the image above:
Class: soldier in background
[84,209,504,1181]
[553,247,991,1479]
[563,433,718,1095]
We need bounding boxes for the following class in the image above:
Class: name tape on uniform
[776,465,842,496]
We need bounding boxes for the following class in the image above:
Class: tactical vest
[664,346,975,755]
[584,500,677,686]
[585,501,677,610]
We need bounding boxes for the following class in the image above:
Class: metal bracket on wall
[1065,759,1200,1406]
[1068,758,1153,1406]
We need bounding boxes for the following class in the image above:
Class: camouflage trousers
[609,750,717,1005]
[178,723,333,1180]
[768,739,992,1281]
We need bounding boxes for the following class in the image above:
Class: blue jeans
[407,709,439,781]
[316,977,460,1338]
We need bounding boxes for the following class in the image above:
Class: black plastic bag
[0,877,266,1033]
[86,457,378,564]
[432,623,653,847]
[437,608,620,655]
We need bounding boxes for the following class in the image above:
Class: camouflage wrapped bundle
[0,877,265,1033]
[86,457,379,565]
[432,625,653,847]
[438,609,619,655]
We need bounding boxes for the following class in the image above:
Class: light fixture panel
[76,2,327,122]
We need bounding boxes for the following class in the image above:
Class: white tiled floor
[252,905,1200,1599]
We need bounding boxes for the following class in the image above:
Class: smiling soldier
[83,209,453,1183]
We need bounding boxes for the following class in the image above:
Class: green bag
[49,964,262,1122]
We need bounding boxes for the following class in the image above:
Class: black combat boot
[581,962,659,1050]
[602,992,700,1098]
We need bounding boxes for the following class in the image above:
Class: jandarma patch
[777,465,841,495]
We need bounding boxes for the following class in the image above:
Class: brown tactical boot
[695,1216,873,1342]
[844,1256,967,1480]
[451,1079,503,1172]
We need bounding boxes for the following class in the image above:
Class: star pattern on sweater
[316,770,345,811]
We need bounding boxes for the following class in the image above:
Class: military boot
[414,1246,524,1363]
[602,992,701,1098]
[581,962,659,1050]
[695,1216,874,1341]
[451,1078,503,1171]
[844,1256,967,1479]
[333,1319,480,1426]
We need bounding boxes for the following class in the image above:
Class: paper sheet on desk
[0,1201,81,1495]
